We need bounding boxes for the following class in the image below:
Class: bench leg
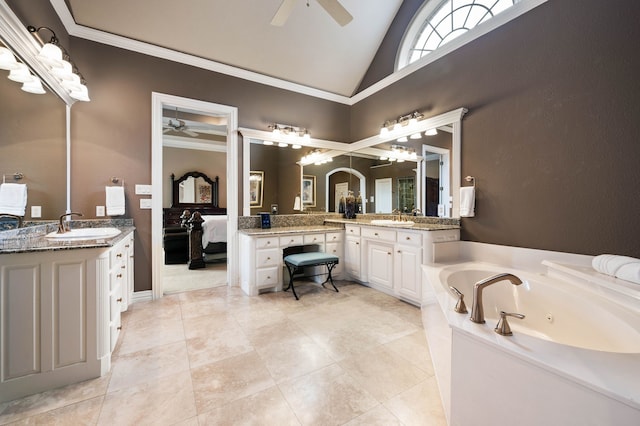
[320,262,339,293]
[283,263,299,300]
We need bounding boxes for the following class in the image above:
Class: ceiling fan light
[425,128,438,136]
[0,47,19,70]
[8,63,33,83]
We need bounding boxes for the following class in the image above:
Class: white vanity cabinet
[0,231,134,403]
[239,228,344,296]
[343,224,459,305]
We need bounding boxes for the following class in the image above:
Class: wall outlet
[96,205,105,217]
[31,206,41,218]
[135,184,152,195]
[140,198,152,209]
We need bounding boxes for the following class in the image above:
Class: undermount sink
[370,219,415,226]
[46,227,122,240]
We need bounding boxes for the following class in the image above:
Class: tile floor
[0,281,446,426]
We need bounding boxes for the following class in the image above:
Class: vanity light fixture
[27,25,90,102]
[300,149,333,166]
[379,111,424,138]
[380,144,418,162]
[0,45,46,94]
[268,123,310,143]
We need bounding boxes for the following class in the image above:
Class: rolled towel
[615,263,640,285]
[592,254,640,276]
[106,186,125,216]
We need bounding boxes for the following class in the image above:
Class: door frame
[151,92,238,299]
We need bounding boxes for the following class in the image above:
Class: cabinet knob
[406,236,411,240]
[397,250,401,253]
[387,252,392,255]
[266,257,271,260]
[117,297,123,302]
[374,232,379,236]
[290,239,294,243]
[117,326,122,331]
[267,241,271,245]
[267,276,271,279]
[116,253,122,258]
[125,244,130,248]
[121,265,126,269]
[117,273,122,278]
[356,242,359,245]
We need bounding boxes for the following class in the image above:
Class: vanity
[0,221,134,403]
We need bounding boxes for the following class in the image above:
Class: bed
[163,171,226,264]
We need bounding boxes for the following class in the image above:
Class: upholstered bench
[283,252,339,300]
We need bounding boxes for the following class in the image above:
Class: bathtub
[422,260,640,426]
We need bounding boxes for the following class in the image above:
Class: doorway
[151,93,238,299]
[375,178,393,213]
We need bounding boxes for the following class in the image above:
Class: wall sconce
[0,45,46,94]
[27,25,90,102]
[379,111,425,141]
[379,144,418,163]
[300,149,333,166]
[268,123,310,142]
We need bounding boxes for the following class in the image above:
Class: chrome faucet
[470,273,523,323]
[57,212,83,234]
[392,208,402,222]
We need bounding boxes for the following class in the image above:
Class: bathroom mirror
[241,108,466,217]
[0,37,67,223]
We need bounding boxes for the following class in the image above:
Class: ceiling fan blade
[163,128,171,134]
[316,0,353,26]
[271,0,297,26]
[183,129,199,137]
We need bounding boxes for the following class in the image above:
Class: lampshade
[7,63,33,83]
[410,132,421,139]
[291,144,302,149]
[37,43,63,67]
[21,77,46,94]
[69,84,90,102]
[425,128,438,136]
[397,136,408,142]
[51,60,74,81]
[278,142,288,147]
[0,47,19,70]
[61,73,82,91]
[379,126,389,137]
[263,140,273,145]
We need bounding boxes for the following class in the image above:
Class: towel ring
[2,173,24,183]
[465,176,476,188]
[110,177,125,186]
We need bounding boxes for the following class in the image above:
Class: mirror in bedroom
[0,40,67,223]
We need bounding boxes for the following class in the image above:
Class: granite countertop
[0,220,135,254]
[324,218,460,231]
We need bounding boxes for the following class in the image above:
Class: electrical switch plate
[140,198,152,209]
[135,184,152,195]
[31,206,41,218]
[96,206,105,217]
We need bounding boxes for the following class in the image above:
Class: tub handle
[449,286,468,314]
[495,311,526,336]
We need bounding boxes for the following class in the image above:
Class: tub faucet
[57,212,83,234]
[470,273,523,324]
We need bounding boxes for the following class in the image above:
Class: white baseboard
[131,290,153,304]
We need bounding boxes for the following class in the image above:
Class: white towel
[106,186,125,216]
[459,186,475,217]
[592,254,640,276]
[0,183,28,216]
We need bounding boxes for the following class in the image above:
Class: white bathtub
[422,260,640,426]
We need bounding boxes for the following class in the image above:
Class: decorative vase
[344,191,356,219]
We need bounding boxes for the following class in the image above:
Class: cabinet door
[344,237,361,280]
[395,244,422,302]
[368,242,394,289]
[325,241,343,278]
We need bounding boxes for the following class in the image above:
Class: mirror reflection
[0,40,66,224]
[178,176,212,204]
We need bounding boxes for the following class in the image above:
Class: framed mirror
[240,107,466,218]
[171,171,220,209]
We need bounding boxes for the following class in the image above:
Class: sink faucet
[470,273,523,323]
[392,208,402,222]
[57,212,83,234]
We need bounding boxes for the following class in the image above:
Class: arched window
[397,0,533,70]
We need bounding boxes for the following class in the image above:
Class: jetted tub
[422,261,640,426]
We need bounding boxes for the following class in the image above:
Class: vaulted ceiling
[64,0,404,97]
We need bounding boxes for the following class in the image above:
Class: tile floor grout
[0,280,446,426]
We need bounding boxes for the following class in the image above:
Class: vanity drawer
[362,227,396,242]
[256,237,278,249]
[110,245,127,266]
[345,225,360,236]
[256,267,279,288]
[325,232,343,243]
[304,233,325,245]
[280,235,304,247]
[256,248,280,267]
[109,284,122,321]
[397,231,422,246]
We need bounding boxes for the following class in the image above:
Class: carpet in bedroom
[163,262,227,294]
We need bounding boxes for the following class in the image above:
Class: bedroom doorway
[151,93,239,299]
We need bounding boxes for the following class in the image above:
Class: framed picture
[249,171,264,207]
[302,175,316,207]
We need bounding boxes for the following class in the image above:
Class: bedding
[201,215,227,247]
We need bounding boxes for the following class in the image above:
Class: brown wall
[352,0,640,258]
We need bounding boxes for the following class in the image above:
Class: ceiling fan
[163,109,199,137]
[271,0,353,27]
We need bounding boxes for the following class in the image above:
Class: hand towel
[106,186,125,216]
[0,183,28,216]
[592,254,640,276]
[459,186,475,217]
